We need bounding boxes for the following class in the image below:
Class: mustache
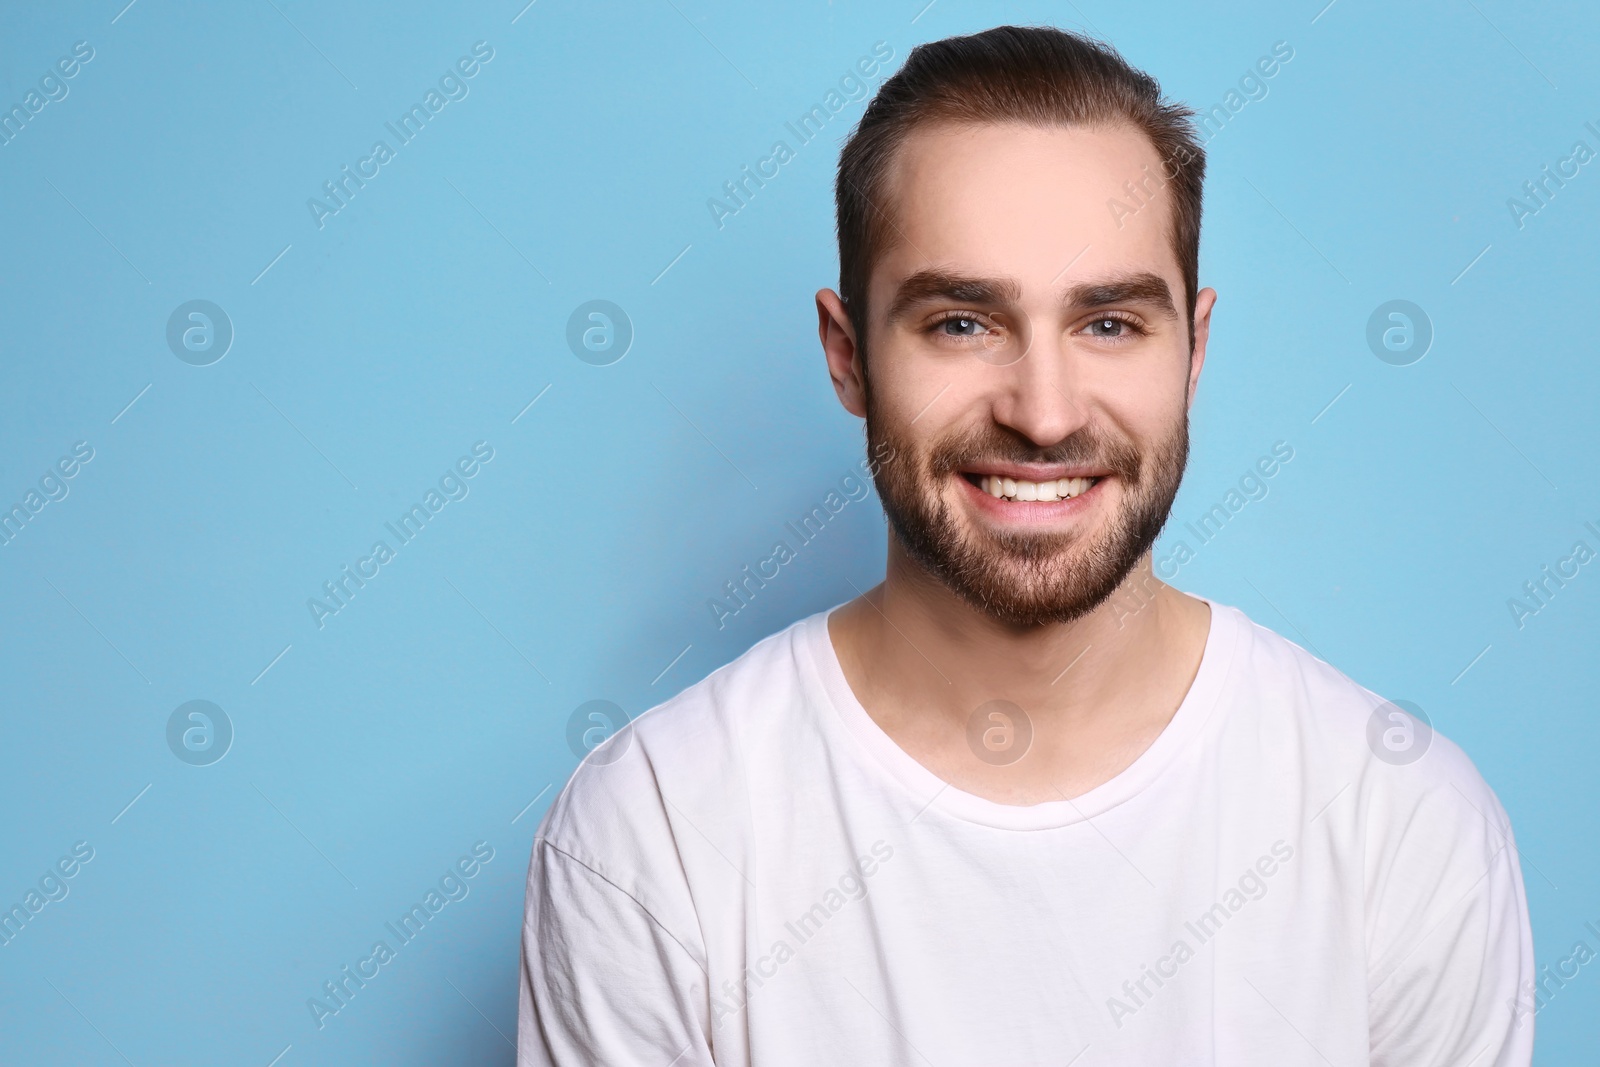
[927,424,1145,482]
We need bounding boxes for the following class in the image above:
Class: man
[519,25,1533,1065]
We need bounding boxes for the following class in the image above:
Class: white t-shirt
[518,600,1534,1066]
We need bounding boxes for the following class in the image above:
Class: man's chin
[910,533,1136,629]
[950,583,1119,630]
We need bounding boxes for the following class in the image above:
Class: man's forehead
[892,117,1161,173]
[873,119,1178,295]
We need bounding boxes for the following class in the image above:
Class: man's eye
[940,316,987,336]
[1084,316,1140,339]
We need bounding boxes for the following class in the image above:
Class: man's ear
[817,288,867,418]
[1186,286,1217,409]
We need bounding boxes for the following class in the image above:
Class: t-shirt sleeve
[1366,770,1535,1067]
[518,839,714,1067]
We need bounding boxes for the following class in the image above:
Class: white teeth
[978,475,1096,501]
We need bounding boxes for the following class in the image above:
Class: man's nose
[986,324,1089,448]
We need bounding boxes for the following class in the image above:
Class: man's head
[817,25,1216,628]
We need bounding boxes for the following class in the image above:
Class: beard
[865,392,1188,628]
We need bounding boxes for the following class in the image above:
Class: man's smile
[953,465,1112,524]
[963,471,1102,502]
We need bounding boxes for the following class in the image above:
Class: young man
[519,26,1533,1065]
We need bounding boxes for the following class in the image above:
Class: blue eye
[1083,315,1144,340]
[942,317,984,336]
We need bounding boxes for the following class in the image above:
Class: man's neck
[828,540,1212,805]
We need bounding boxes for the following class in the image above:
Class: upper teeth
[980,475,1094,501]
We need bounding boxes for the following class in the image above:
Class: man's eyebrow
[885,270,1023,322]
[883,268,1178,322]
[1063,271,1177,318]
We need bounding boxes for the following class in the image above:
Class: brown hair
[835,25,1206,356]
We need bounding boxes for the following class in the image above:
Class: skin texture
[816,120,1219,805]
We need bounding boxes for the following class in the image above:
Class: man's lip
[955,463,1113,481]
[955,469,1107,520]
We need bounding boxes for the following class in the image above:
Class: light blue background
[2,0,1596,1063]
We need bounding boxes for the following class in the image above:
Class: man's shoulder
[629,608,821,762]
[1221,601,1384,722]
[534,610,823,862]
[1220,602,1513,838]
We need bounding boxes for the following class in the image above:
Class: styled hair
[835,25,1206,355]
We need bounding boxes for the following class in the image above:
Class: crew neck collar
[798,597,1242,831]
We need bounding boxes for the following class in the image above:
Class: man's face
[825,120,1214,627]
